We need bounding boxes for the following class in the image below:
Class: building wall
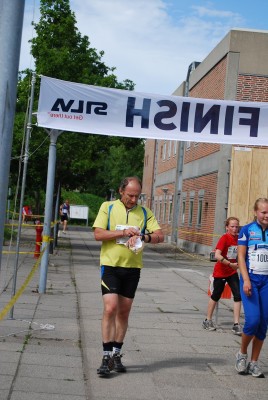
[190,56,227,100]
[157,140,178,172]
[153,140,179,240]
[184,142,220,164]
[178,55,230,253]
[180,29,268,255]
[178,171,218,252]
[142,28,268,256]
[237,75,268,102]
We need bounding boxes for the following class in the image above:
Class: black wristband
[147,234,152,243]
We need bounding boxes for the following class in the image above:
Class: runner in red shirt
[202,217,242,334]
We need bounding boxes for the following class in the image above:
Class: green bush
[9,190,106,228]
[61,190,105,226]
[3,226,16,245]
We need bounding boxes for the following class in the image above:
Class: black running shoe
[113,353,127,373]
[97,355,114,375]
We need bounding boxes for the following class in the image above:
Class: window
[181,193,187,226]
[158,200,162,221]
[188,200,194,225]
[163,201,167,222]
[182,200,186,225]
[167,141,172,159]
[162,142,166,161]
[154,201,158,218]
[168,197,173,223]
[197,199,203,226]
[173,141,177,156]
[197,190,204,227]
[188,191,195,226]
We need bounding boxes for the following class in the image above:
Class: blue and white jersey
[238,221,268,275]
[61,202,70,215]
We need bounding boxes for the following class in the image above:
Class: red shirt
[22,206,29,215]
[213,233,238,278]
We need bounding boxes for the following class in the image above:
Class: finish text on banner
[37,76,268,145]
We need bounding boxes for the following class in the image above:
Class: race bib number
[227,246,237,260]
[250,245,268,273]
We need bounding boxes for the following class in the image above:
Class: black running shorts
[101,266,141,299]
[211,273,241,302]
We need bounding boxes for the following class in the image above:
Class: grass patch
[61,190,105,226]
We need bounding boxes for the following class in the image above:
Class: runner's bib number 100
[227,246,237,260]
[250,244,268,273]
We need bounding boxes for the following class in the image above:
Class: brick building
[141,28,268,256]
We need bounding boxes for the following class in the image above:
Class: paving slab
[1,226,268,400]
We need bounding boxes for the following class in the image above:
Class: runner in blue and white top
[60,199,70,233]
[235,197,268,378]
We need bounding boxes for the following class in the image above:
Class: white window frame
[162,141,166,161]
[197,199,202,226]
[167,141,172,159]
[163,201,167,222]
[154,200,158,218]
[168,195,173,223]
[188,191,195,226]
[158,200,162,222]
[188,200,194,226]
[197,190,204,227]
[173,141,177,156]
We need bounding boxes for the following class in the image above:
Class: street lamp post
[109,189,114,201]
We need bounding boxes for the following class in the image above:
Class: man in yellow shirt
[93,176,164,376]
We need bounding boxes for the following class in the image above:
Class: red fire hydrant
[34,220,43,258]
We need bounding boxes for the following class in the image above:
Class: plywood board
[228,147,268,225]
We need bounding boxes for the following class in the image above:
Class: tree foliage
[11,0,144,212]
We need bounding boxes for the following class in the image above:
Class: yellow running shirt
[93,199,161,268]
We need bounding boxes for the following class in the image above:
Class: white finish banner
[37,76,268,145]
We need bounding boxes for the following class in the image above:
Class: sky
[20,0,268,95]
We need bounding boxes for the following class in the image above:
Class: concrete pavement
[0,226,267,399]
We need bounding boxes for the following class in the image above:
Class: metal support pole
[172,142,184,243]
[53,183,61,250]
[0,0,25,269]
[109,189,114,200]
[9,72,36,319]
[39,130,61,293]
[6,188,12,223]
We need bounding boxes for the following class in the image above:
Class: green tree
[31,0,134,89]
[11,0,144,211]
[102,138,145,196]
